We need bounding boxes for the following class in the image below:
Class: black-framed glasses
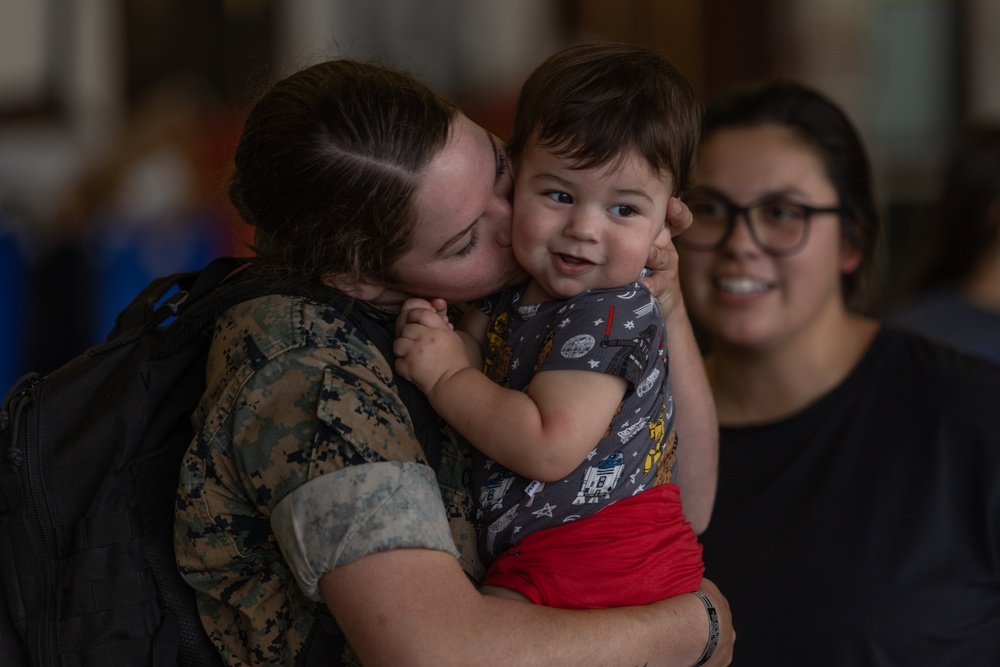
[677,191,847,256]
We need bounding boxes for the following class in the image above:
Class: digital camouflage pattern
[175,294,480,666]
[272,460,460,602]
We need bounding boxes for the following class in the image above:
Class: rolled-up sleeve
[272,460,459,601]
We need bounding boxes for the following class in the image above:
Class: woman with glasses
[676,80,1000,666]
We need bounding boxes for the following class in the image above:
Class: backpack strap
[296,613,345,667]
[335,303,442,472]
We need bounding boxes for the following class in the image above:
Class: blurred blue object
[0,225,25,392]
[89,213,220,343]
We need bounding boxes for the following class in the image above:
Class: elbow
[519,450,582,484]
[685,500,714,535]
[689,514,711,536]
[525,462,576,484]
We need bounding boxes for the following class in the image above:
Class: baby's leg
[479,584,532,603]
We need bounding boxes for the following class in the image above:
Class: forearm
[427,368,577,480]
[665,299,718,533]
[321,548,717,667]
[457,330,484,368]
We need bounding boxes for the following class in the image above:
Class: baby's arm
[396,300,626,482]
[400,350,626,482]
[490,369,627,480]
[453,305,489,370]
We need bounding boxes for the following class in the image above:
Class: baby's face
[512,143,673,304]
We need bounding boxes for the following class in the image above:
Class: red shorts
[482,483,704,609]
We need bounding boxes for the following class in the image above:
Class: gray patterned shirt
[473,282,677,563]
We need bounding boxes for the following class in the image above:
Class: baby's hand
[394,307,469,395]
[395,298,452,337]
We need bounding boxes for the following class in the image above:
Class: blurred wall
[0,0,998,389]
[967,0,1000,123]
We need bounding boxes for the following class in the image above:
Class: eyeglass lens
[682,197,810,254]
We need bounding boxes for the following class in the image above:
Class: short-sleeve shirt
[472,281,677,563]
[175,294,480,667]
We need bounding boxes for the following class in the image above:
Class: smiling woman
[678,80,1000,667]
[679,122,862,369]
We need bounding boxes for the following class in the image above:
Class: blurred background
[1,0,998,390]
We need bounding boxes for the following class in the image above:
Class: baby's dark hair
[229,59,459,285]
[507,41,701,196]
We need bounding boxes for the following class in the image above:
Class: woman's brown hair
[229,59,459,285]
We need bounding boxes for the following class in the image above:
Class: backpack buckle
[153,290,190,324]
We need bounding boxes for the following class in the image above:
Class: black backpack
[0,256,440,666]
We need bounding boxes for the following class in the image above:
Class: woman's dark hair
[897,124,1000,296]
[229,59,459,285]
[701,81,882,314]
[507,41,701,196]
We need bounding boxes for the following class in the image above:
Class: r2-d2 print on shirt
[573,451,625,504]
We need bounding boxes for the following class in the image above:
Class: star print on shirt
[594,318,605,327]
[624,320,635,329]
[559,318,571,329]
[588,359,600,369]
[532,503,557,519]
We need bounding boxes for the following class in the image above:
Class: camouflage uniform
[175,294,481,666]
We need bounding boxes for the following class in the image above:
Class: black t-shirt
[700,327,1000,666]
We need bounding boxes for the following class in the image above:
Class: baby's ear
[320,273,386,301]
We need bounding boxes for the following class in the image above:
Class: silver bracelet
[691,591,720,667]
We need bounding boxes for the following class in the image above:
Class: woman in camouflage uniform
[175,58,732,667]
